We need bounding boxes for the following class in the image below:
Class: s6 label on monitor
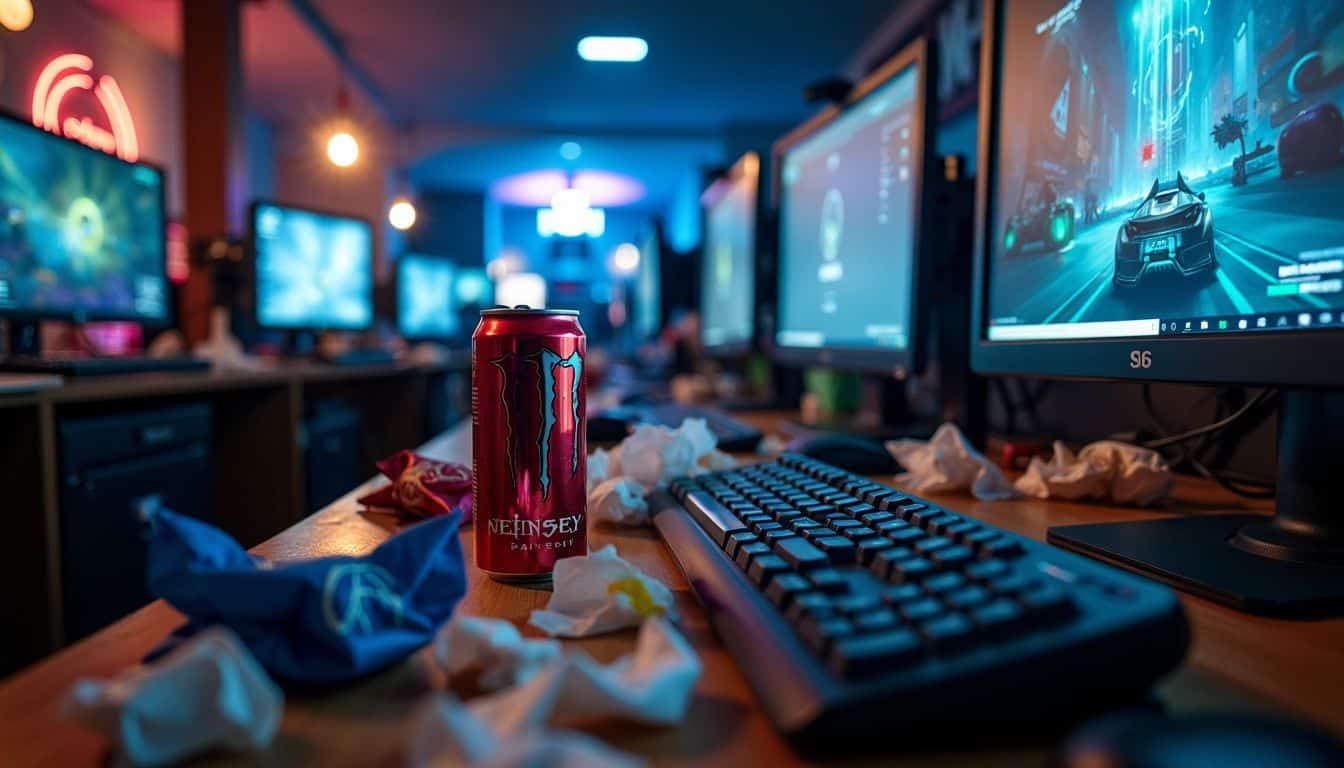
[1130,350,1152,370]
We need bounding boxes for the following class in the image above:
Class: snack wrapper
[358,450,473,521]
[61,628,282,767]
[529,546,676,637]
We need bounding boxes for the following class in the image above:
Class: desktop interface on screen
[254,204,373,330]
[398,255,459,339]
[701,171,756,348]
[776,64,921,351]
[0,119,166,322]
[987,0,1344,342]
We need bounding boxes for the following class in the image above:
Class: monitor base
[1048,388,1344,618]
[1048,515,1344,617]
[781,416,938,443]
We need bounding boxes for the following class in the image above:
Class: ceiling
[87,0,898,215]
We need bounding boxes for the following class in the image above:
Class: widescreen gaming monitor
[975,0,1344,616]
[0,112,167,324]
[700,153,759,355]
[774,40,933,373]
[397,253,459,340]
[252,202,374,331]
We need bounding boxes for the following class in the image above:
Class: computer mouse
[788,433,900,475]
[1057,712,1344,768]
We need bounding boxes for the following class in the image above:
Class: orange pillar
[179,0,245,343]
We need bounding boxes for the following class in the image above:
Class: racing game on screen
[700,163,756,348]
[777,65,919,351]
[989,0,1344,341]
[254,204,373,330]
[0,117,166,322]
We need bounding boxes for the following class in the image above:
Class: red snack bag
[358,450,473,522]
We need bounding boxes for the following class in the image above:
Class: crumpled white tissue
[434,614,562,692]
[60,627,282,767]
[587,476,650,526]
[886,423,1018,500]
[1015,440,1172,506]
[416,618,700,767]
[588,418,732,525]
[529,545,676,637]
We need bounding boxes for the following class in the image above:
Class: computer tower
[303,402,362,514]
[58,403,215,642]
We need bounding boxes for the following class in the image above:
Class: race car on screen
[1113,173,1215,288]
[1002,179,1075,256]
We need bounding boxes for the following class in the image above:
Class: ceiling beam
[285,0,400,127]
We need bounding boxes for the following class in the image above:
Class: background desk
[0,362,471,670]
[1,413,1341,766]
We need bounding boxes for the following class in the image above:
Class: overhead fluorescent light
[577,36,648,62]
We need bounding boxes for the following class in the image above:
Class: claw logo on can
[488,347,584,498]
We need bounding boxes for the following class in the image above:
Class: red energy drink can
[472,307,587,582]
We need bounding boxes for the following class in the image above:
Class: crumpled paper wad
[1016,440,1172,506]
[529,545,676,637]
[416,617,700,767]
[886,423,1018,500]
[434,614,562,692]
[61,627,282,767]
[586,418,736,525]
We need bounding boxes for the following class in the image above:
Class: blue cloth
[143,508,466,684]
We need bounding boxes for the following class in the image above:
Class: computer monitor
[0,110,168,326]
[773,39,935,375]
[397,253,459,341]
[975,0,1344,616]
[635,221,662,341]
[251,202,374,331]
[700,152,760,355]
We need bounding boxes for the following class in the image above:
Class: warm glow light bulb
[610,242,640,276]
[326,131,359,167]
[388,198,417,230]
[0,0,34,32]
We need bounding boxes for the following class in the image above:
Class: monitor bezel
[971,0,1344,387]
[248,199,377,333]
[0,108,171,327]
[394,252,465,343]
[699,151,762,358]
[770,36,935,376]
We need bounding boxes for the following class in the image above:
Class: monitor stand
[2,319,208,377]
[1048,388,1344,618]
[784,375,940,442]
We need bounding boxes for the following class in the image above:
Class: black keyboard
[592,403,764,452]
[0,355,209,377]
[653,453,1188,749]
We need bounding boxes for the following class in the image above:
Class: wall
[0,0,184,214]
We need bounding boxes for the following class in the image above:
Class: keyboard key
[829,518,862,532]
[833,594,881,615]
[786,592,833,624]
[773,536,829,570]
[800,616,855,656]
[813,536,857,565]
[724,530,758,559]
[883,525,925,545]
[735,541,771,570]
[944,585,992,610]
[988,574,1039,596]
[774,511,803,527]
[881,583,923,605]
[869,547,914,580]
[681,490,747,547]
[853,608,899,633]
[1018,586,1077,623]
[930,545,975,570]
[765,573,812,609]
[965,559,1011,582]
[808,568,848,595]
[860,510,896,526]
[741,513,772,530]
[914,536,953,555]
[762,528,799,545]
[839,526,877,541]
[971,599,1024,637]
[748,554,790,588]
[943,521,981,540]
[922,513,963,534]
[920,614,975,653]
[855,536,894,565]
[844,502,876,517]
[828,629,923,678]
[876,495,912,511]
[923,572,966,594]
[755,521,784,536]
[899,598,944,623]
[890,557,935,583]
[897,502,930,520]
[978,536,1026,559]
[792,518,822,534]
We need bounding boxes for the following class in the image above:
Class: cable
[1141,384,1279,499]
[1142,387,1278,449]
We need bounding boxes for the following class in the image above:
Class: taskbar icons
[1159,311,1337,336]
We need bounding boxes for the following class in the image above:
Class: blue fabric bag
[143,507,467,684]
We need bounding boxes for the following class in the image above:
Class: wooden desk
[2,415,1341,767]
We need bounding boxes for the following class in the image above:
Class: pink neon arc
[32,53,140,162]
[491,169,645,207]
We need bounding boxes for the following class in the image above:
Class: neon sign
[32,53,140,162]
